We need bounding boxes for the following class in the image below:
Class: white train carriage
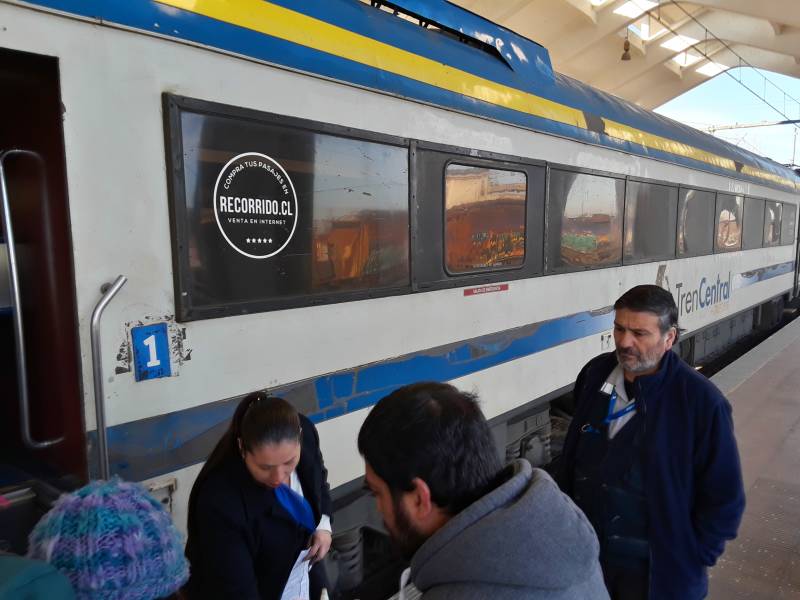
[1,0,798,588]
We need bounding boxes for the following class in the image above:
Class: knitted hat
[27,478,189,600]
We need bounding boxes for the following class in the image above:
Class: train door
[0,48,84,553]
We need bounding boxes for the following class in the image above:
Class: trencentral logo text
[673,272,731,315]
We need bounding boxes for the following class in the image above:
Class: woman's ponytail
[187,391,301,541]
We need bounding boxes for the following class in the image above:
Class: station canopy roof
[450,0,800,109]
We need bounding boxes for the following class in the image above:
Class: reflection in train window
[714,193,743,252]
[444,164,526,273]
[624,181,677,262]
[781,203,796,245]
[178,110,409,308]
[547,170,623,271]
[677,188,715,257]
[764,200,782,247]
[742,197,765,250]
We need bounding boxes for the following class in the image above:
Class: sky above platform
[656,67,800,168]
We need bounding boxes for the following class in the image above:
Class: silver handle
[0,149,63,449]
[91,275,127,479]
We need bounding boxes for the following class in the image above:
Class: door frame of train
[0,47,85,486]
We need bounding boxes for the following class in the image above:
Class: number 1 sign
[131,323,172,382]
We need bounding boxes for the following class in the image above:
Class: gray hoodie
[405,459,609,600]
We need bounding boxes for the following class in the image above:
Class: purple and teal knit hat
[26,478,189,600]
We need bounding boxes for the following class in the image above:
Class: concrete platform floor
[709,316,800,599]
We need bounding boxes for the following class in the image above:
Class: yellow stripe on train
[157,0,797,191]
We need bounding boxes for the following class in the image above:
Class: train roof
[22,0,800,192]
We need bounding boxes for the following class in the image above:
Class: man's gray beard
[616,349,662,373]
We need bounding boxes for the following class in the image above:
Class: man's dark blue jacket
[557,350,745,600]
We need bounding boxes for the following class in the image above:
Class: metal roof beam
[592,10,800,94]
[636,44,800,108]
[678,0,800,29]
[563,0,599,23]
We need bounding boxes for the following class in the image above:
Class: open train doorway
[0,48,84,553]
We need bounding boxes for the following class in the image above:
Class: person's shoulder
[587,352,616,369]
[299,413,321,446]
[195,458,245,510]
[577,352,616,384]
[668,353,729,409]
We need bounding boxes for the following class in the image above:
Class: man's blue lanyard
[580,389,636,434]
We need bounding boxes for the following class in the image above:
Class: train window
[444,164,526,273]
[677,188,715,257]
[742,197,765,250]
[167,100,410,319]
[623,181,677,262]
[546,170,623,271]
[781,203,796,245]
[714,193,743,252]
[764,200,782,247]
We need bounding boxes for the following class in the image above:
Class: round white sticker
[212,152,298,259]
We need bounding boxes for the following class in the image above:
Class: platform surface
[709,316,800,599]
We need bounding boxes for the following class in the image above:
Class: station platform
[708,315,800,599]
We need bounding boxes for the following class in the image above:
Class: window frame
[763,199,783,248]
[413,140,545,292]
[714,192,744,253]
[544,163,626,274]
[622,176,679,265]
[442,161,529,276]
[163,93,413,322]
[741,196,766,250]
[676,185,717,259]
[781,202,797,246]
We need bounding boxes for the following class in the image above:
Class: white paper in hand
[280,549,311,600]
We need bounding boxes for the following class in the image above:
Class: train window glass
[764,200,782,247]
[781,203,796,245]
[174,109,409,314]
[742,197,765,250]
[444,164,526,273]
[677,188,715,257]
[714,193,743,252]
[623,181,677,262]
[546,170,623,271]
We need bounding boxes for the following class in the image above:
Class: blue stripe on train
[94,305,614,480]
[90,260,795,481]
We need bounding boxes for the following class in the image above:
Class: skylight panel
[696,61,728,77]
[613,0,658,19]
[661,34,699,52]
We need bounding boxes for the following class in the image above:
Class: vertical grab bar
[91,275,127,480]
[0,149,63,449]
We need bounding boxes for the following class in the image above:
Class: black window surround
[163,94,412,321]
[444,163,528,275]
[163,95,798,321]
[623,180,678,264]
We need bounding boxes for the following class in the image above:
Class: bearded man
[556,284,745,600]
[358,382,609,599]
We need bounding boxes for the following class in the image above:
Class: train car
[1,0,798,591]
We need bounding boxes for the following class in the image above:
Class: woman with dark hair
[185,392,333,600]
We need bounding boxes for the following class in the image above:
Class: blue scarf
[274,483,317,532]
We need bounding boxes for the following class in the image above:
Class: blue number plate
[131,323,172,382]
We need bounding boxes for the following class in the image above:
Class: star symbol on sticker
[246,238,251,244]
[268,238,273,243]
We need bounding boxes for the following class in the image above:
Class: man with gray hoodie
[358,382,609,600]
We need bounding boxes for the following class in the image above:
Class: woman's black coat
[185,415,333,600]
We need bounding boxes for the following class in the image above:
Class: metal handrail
[0,149,63,449]
[91,275,127,480]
